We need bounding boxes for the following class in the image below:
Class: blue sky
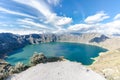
[0,0,120,35]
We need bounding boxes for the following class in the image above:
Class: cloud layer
[0,0,120,35]
[84,11,109,24]
[68,12,120,35]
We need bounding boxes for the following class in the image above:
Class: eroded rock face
[0,33,27,58]
[0,33,59,58]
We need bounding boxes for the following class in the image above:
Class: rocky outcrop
[30,53,64,66]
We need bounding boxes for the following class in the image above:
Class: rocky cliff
[0,33,26,58]
[0,33,59,58]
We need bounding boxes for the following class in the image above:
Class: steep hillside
[0,33,58,58]
[95,38,120,50]
[89,50,120,80]
[58,33,103,43]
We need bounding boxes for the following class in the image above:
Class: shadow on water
[7,48,24,56]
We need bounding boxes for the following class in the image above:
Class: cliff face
[0,33,59,58]
[0,33,26,58]
[0,33,109,58]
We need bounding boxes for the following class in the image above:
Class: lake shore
[58,37,120,80]
[5,42,107,65]
[87,38,120,80]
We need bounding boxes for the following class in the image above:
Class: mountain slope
[89,50,120,80]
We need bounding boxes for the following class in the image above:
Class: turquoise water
[5,42,107,65]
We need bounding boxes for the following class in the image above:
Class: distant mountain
[89,35,109,43]
[0,33,109,58]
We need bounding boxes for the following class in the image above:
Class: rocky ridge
[0,33,109,58]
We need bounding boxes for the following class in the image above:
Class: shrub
[30,53,47,66]
[11,62,26,73]
[0,71,9,80]
[47,56,64,62]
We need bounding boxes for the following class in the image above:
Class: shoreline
[1,37,120,66]
[4,42,108,65]
[1,38,120,80]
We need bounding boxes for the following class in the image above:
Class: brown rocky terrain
[89,50,120,80]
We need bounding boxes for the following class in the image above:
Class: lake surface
[5,42,107,65]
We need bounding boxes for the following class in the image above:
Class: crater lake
[5,42,107,65]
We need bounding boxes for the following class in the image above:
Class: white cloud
[68,24,92,31]
[47,0,60,6]
[2,0,119,35]
[17,18,49,29]
[114,14,120,20]
[56,17,72,26]
[0,7,35,18]
[68,19,120,35]
[43,13,72,27]
[68,12,120,35]
[0,29,43,35]
[13,0,72,27]
[84,11,109,24]
[14,0,52,17]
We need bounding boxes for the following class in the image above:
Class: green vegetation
[30,52,64,66]
[30,53,47,66]
[9,62,29,74]
[0,62,28,80]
